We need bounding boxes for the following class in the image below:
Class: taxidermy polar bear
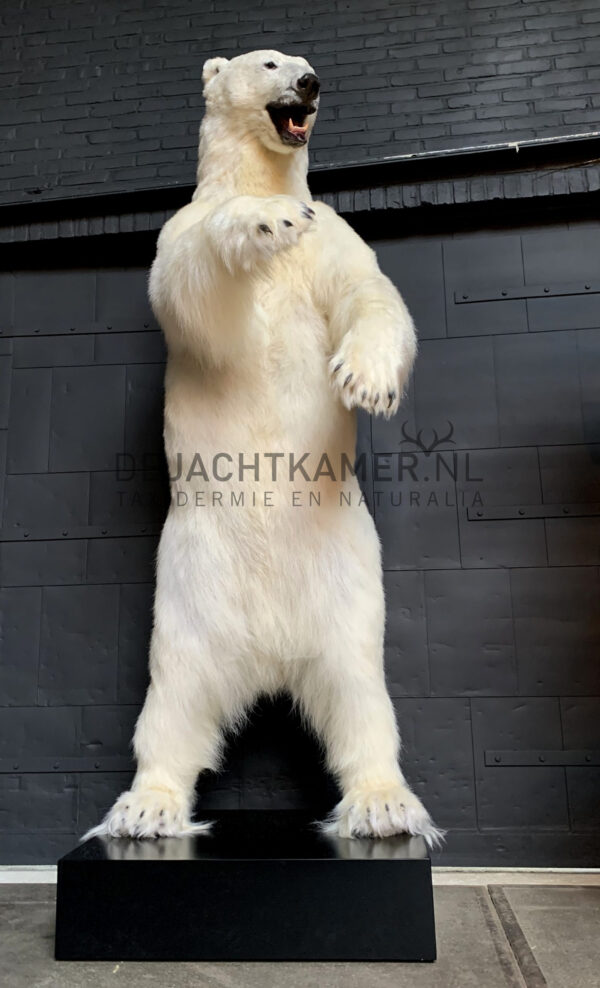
[86,49,442,846]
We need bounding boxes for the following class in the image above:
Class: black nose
[297,72,320,100]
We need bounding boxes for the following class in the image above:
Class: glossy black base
[55,811,436,962]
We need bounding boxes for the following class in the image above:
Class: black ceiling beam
[0,133,599,227]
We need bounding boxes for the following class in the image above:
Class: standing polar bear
[87,50,442,847]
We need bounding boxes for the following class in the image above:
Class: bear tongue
[287,117,308,136]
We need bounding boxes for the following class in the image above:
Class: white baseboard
[0,866,57,883]
[433,868,600,886]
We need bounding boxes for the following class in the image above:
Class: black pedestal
[55,810,436,962]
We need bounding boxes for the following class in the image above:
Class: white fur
[84,50,442,849]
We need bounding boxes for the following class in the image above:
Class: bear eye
[264,61,277,69]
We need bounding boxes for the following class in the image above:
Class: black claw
[258,223,272,235]
[159,809,165,817]
[388,390,396,408]
[343,373,353,387]
[333,361,343,374]
[362,390,367,401]
[282,219,293,227]
[385,803,390,812]
[139,810,145,819]
[374,392,380,404]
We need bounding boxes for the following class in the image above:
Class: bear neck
[194,114,311,200]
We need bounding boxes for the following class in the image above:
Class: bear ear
[202,57,229,90]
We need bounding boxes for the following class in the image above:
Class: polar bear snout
[296,72,320,100]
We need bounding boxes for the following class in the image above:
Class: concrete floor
[1,879,599,987]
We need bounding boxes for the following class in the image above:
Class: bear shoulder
[310,200,378,266]
[157,199,212,250]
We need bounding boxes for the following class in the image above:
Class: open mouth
[266,102,316,146]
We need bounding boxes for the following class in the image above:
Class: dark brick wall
[2,0,600,203]
[1,213,599,864]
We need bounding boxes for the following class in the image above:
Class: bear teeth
[287,117,308,135]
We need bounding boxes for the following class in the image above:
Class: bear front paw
[82,786,212,841]
[218,196,316,272]
[329,340,409,418]
[321,783,444,848]
[252,195,315,260]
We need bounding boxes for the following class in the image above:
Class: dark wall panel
[0,219,599,864]
[425,569,517,697]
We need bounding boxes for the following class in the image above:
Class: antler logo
[400,420,455,455]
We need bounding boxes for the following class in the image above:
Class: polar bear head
[202,49,320,155]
